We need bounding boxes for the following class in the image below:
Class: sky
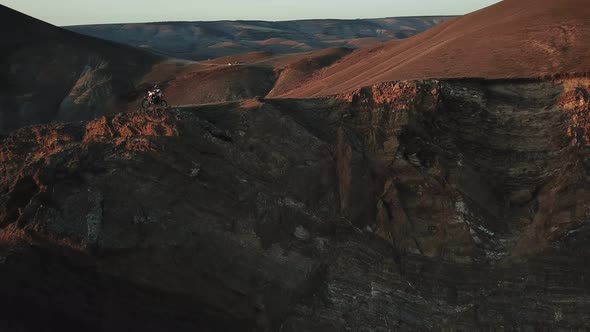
[1,0,501,26]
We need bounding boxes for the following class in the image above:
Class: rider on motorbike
[142,83,168,109]
[148,84,163,104]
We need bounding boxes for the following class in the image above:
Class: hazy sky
[1,0,501,26]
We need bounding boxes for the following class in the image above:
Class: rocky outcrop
[1,79,590,330]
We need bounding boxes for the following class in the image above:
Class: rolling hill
[281,0,590,97]
[66,16,453,61]
[0,4,163,133]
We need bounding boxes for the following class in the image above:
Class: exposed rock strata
[1,79,590,330]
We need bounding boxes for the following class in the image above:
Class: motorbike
[141,90,168,109]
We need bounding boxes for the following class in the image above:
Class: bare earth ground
[281,0,590,97]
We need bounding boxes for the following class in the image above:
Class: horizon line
[61,14,457,27]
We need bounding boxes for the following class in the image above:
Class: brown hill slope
[127,48,352,107]
[0,5,163,133]
[282,0,590,97]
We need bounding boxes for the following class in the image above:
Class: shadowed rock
[1,78,590,330]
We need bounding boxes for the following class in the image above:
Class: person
[148,84,163,104]
[141,83,168,109]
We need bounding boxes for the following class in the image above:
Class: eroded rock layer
[1,78,590,331]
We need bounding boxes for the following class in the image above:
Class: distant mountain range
[66,17,454,60]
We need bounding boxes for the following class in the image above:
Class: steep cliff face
[1,79,590,331]
[337,79,590,261]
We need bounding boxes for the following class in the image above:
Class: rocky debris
[1,79,590,330]
[189,162,202,178]
[560,78,590,145]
